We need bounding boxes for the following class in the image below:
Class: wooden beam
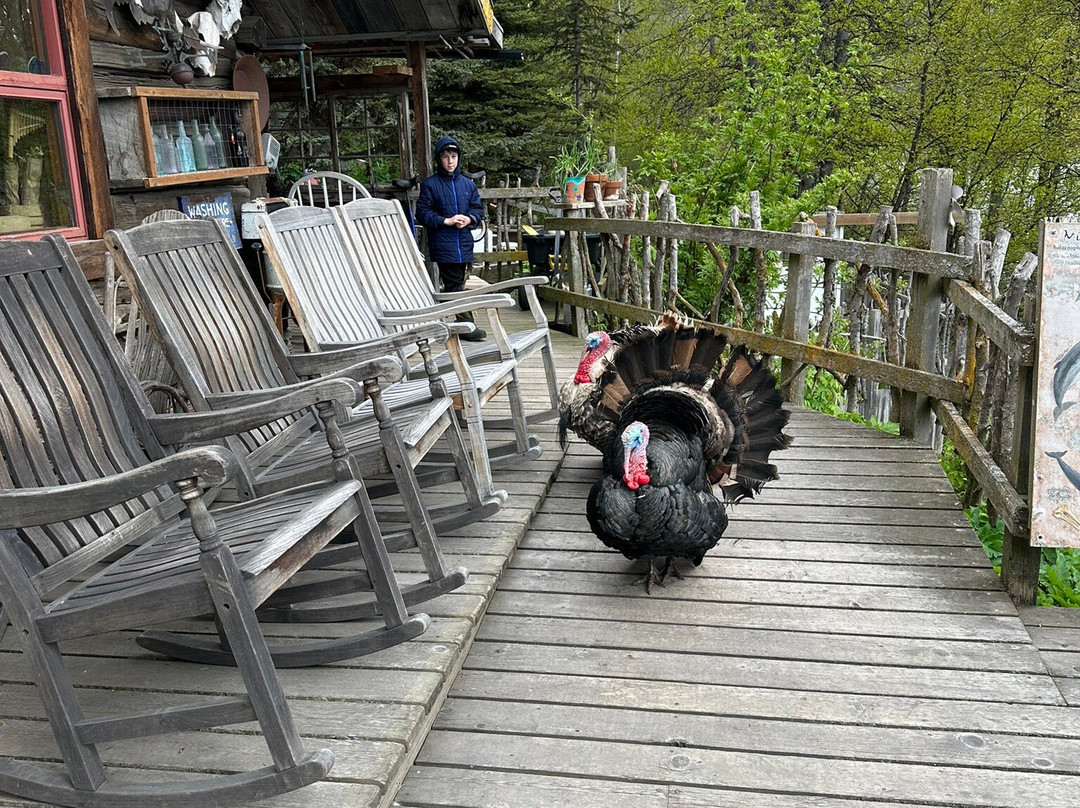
[479,187,558,200]
[810,211,966,228]
[946,279,1034,365]
[408,42,431,179]
[933,400,1027,536]
[779,221,815,404]
[538,286,968,405]
[59,0,113,236]
[900,168,953,444]
[545,216,970,278]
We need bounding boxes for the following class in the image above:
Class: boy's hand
[444,214,471,228]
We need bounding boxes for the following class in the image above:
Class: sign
[178,193,242,248]
[1031,219,1080,547]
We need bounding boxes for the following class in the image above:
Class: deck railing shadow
[541,167,1041,603]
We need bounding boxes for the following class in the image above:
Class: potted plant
[552,129,606,203]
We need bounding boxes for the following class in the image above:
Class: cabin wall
[82,0,265,230]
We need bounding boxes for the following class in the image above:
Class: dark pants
[437,261,473,322]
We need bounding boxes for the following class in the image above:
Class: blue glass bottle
[175,121,196,173]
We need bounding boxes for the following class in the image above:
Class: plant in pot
[552,129,606,203]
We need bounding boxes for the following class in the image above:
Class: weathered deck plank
[396,320,1080,808]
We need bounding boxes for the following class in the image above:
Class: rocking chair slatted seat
[104,218,473,638]
[336,197,561,427]
[257,204,537,493]
[0,236,430,807]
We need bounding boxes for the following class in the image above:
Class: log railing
[540,167,1041,603]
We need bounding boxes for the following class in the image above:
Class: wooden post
[396,93,413,179]
[641,190,652,309]
[780,220,816,404]
[900,168,952,445]
[408,43,431,178]
[1001,285,1039,604]
[59,0,114,236]
[750,191,767,331]
[665,194,679,309]
[566,210,588,337]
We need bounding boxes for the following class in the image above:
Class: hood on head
[434,136,463,175]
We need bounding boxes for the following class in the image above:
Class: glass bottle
[158,125,178,175]
[201,123,222,169]
[232,109,249,165]
[151,127,166,176]
[209,116,227,168]
[189,119,208,171]
[175,121,196,173]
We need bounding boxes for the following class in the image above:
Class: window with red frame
[0,0,87,239]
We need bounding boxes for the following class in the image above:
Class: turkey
[558,320,672,451]
[577,323,791,592]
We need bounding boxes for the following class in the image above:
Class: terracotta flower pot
[602,180,624,199]
[584,173,603,202]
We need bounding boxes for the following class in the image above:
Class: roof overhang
[247,0,503,53]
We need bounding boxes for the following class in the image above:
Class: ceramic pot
[564,176,585,204]
[602,180,624,199]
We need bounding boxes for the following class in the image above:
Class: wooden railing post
[780,220,816,404]
[566,211,588,338]
[1002,256,1040,604]
[900,168,953,444]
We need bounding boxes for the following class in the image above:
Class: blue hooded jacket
[416,135,484,264]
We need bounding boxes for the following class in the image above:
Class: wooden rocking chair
[257,204,538,492]
[0,236,428,806]
[104,218,477,640]
[336,197,561,427]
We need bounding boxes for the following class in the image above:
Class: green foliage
[966,504,1080,607]
[939,439,968,499]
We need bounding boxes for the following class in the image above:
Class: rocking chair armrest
[446,322,478,336]
[379,294,515,325]
[0,446,241,530]
[432,275,549,299]
[291,323,449,376]
[150,377,370,445]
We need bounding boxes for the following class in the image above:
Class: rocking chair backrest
[336,198,438,330]
[105,218,310,462]
[0,237,175,587]
[257,205,387,350]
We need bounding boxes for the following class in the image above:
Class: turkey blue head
[621,421,651,490]
[573,331,611,383]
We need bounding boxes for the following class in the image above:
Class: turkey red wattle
[572,331,611,384]
[621,421,651,490]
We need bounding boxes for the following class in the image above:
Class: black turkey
[581,323,790,592]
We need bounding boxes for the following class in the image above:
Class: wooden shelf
[144,166,269,189]
[98,86,265,190]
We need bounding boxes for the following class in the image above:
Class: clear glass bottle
[175,121,196,173]
[209,116,227,168]
[151,127,166,176]
[158,125,179,175]
[201,123,222,169]
[189,119,208,171]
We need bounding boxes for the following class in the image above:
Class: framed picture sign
[1031,219,1080,547]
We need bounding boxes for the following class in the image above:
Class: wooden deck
[396,318,1080,808]
[2,308,1079,807]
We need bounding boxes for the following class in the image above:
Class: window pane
[0,0,48,75]
[0,97,74,234]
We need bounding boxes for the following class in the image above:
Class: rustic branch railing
[540,167,1041,603]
